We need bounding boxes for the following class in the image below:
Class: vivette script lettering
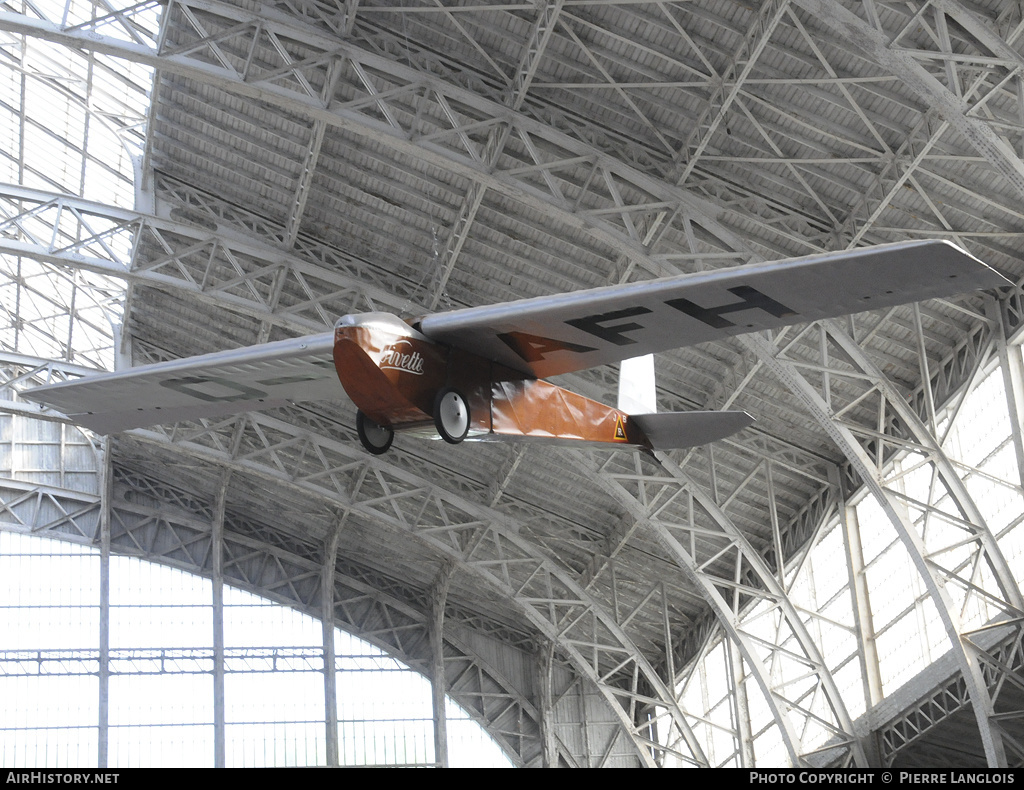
[380,341,425,375]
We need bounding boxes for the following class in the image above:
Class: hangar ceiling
[2,0,1024,768]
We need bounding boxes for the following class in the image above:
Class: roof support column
[211,473,230,768]
[725,637,754,768]
[321,517,343,767]
[98,438,111,769]
[537,642,558,767]
[834,469,883,712]
[834,467,884,766]
[429,561,456,768]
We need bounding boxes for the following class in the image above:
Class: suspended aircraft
[23,240,1010,455]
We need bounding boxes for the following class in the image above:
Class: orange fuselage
[332,313,648,448]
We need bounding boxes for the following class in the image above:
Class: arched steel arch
[0,183,861,763]
[0,382,635,766]
[3,355,715,765]
[4,0,1024,765]
[107,463,554,766]
[0,398,552,766]
[112,409,712,766]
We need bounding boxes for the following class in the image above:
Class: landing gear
[356,410,394,455]
[434,388,470,444]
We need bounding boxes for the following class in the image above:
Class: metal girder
[322,517,340,767]
[283,118,328,250]
[837,107,948,249]
[0,646,392,675]
[577,447,866,767]
[211,470,227,768]
[425,0,566,309]
[744,324,1024,767]
[536,642,558,766]
[97,441,111,768]
[103,406,712,766]
[0,367,553,766]
[442,621,551,767]
[508,0,564,109]
[429,560,455,767]
[837,489,884,714]
[793,0,1024,203]
[0,183,417,333]
[0,0,762,272]
[672,0,792,184]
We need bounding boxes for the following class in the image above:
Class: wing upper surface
[420,241,1010,379]
[22,332,338,434]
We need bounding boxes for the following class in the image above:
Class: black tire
[433,388,470,444]
[356,410,394,455]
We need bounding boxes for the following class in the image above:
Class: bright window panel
[1,529,515,767]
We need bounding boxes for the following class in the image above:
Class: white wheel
[356,410,394,455]
[434,388,470,444]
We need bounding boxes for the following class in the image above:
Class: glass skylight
[0,0,155,368]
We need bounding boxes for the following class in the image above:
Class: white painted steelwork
[3,0,1024,768]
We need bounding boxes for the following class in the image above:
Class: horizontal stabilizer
[631,411,754,450]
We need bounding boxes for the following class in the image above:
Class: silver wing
[21,241,1008,436]
[420,240,1010,378]
[22,333,337,434]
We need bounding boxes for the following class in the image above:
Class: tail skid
[630,411,754,450]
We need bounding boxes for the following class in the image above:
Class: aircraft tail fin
[619,355,752,449]
[618,355,657,414]
[630,411,754,451]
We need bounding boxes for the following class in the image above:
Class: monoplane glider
[23,241,1010,455]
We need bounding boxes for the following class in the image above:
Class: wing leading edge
[419,240,1010,379]
[22,333,338,434]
